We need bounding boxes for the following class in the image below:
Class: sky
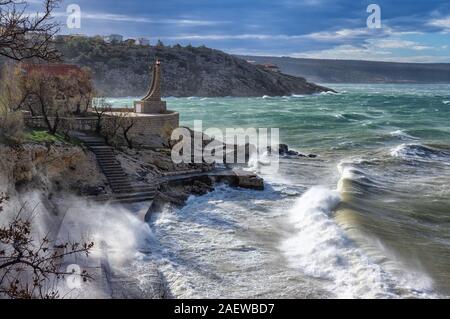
[29,0,450,62]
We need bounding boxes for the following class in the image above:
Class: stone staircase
[74,133,156,204]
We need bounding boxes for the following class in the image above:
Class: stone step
[92,148,113,151]
[96,155,115,158]
[107,178,128,182]
[103,171,125,176]
[102,167,126,171]
[103,170,126,175]
[112,188,136,194]
[103,171,126,175]
[90,146,113,150]
[109,179,132,184]
[110,182,133,187]
[108,179,131,184]
[110,184,133,188]
[98,161,120,165]
[87,143,107,147]
[103,171,125,175]
[95,154,114,158]
[104,173,127,178]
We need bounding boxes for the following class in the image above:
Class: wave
[443,100,450,105]
[280,158,442,298]
[333,112,372,121]
[319,91,339,95]
[390,143,450,163]
[280,186,401,298]
[390,130,420,141]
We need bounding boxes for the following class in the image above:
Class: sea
[106,84,450,299]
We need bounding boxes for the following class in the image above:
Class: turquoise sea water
[108,84,450,298]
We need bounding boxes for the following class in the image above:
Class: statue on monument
[134,59,167,114]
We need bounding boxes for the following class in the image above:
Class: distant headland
[54,36,334,97]
[239,55,450,84]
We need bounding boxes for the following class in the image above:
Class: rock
[268,144,317,158]
[233,169,264,190]
[189,180,213,195]
[0,143,106,194]
[81,185,107,196]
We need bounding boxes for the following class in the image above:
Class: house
[103,34,124,44]
[135,37,150,46]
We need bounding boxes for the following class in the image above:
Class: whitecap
[280,187,398,298]
[389,130,420,141]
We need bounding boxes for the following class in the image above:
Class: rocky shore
[0,140,266,298]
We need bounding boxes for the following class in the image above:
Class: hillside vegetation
[57,38,331,97]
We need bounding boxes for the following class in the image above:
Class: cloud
[291,39,445,63]
[428,16,450,31]
[303,28,374,41]
[291,45,448,62]
[164,33,305,41]
[371,39,432,51]
[53,11,226,26]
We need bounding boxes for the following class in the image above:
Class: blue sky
[31,0,450,62]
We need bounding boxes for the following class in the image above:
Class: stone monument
[134,60,167,114]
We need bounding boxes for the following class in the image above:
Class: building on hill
[135,37,150,46]
[104,34,124,44]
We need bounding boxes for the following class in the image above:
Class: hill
[56,38,332,97]
[239,56,450,84]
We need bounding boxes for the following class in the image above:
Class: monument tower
[135,60,167,114]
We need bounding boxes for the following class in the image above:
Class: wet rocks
[268,144,317,158]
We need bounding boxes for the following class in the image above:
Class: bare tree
[0,194,94,299]
[71,68,94,115]
[0,0,62,62]
[19,70,60,133]
[118,113,136,149]
[92,97,112,134]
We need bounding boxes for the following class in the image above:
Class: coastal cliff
[56,38,333,97]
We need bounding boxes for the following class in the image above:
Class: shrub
[0,110,24,145]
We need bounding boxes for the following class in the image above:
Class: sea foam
[279,186,400,298]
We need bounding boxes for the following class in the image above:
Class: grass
[23,130,82,145]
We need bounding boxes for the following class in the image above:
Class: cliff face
[57,38,332,97]
[0,143,106,196]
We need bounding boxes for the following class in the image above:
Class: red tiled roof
[21,64,85,77]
